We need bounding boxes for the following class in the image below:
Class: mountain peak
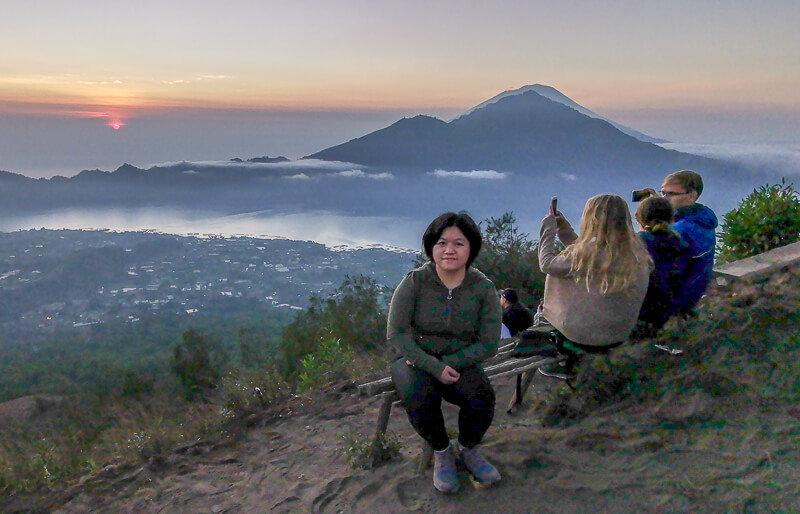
[457,84,666,143]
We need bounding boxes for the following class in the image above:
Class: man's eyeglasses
[660,191,690,198]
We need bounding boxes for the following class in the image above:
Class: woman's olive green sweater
[387,261,501,378]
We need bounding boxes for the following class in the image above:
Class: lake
[0,207,425,250]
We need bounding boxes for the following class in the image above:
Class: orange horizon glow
[2,74,798,123]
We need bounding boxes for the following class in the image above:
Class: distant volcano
[306,86,703,179]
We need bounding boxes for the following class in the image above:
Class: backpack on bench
[511,323,565,358]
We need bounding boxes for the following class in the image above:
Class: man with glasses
[644,170,718,314]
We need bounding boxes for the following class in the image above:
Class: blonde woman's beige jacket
[538,215,650,346]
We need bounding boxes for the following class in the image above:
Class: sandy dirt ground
[31,364,799,514]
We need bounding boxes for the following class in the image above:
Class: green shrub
[170,329,229,400]
[279,275,389,379]
[297,338,367,392]
[120,371,154,398]
[219,367,291,418]
[717,179,800,264]
[474,212,545,305]
[341,430,402,469]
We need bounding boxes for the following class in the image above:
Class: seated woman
[634,197,690,336]
[538,194,652,373]
[387,212,502,493]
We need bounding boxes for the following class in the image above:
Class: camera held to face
[632,189,652,202]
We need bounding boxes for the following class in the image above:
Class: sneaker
[538,362,576,381]
[539,368,575,380]
[654,344,683,355]
[459,446,501,486]
[433,445,459,493]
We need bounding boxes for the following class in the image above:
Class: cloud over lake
[431,169,509,179]
[331,170,394,180]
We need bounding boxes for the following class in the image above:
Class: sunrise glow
[0,1,796,178]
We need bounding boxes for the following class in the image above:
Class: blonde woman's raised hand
[554,211,572,230]
[544,209,570,231]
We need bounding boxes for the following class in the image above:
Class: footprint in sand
[520,454,561,480]
[396,477,435,511]
[354,481,381,500]
[311,476,354,512]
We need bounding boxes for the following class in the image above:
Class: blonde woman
[538,194,652,361]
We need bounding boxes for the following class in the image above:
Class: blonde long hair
[561,194,651,294]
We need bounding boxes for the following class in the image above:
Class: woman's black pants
[390,358,495,452]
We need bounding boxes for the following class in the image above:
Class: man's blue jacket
[673,202,718,311]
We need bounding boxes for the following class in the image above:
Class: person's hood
[675,203,718,230]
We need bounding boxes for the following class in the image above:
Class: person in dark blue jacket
[499,288,534,336]
[643,170,718,313]
[635,197,690,335]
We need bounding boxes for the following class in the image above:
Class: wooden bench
[357,339,566,469]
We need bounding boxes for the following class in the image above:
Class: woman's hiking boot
[538,365,576,381]
[539,348,580,380]
[459,445,501,486]
[433,444,459,493]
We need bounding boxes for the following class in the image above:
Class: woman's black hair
[637,197,674,227]
[636,197,676,235]
[422,211,483,268]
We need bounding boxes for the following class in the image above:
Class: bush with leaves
[296,337,378,392]
[341,430,402,469]
[716,179,800,264]
[279,275,390,380]
[219,366,290,418]
[236,325,280,370]
[170,329,229,400]
[473,212,545,306]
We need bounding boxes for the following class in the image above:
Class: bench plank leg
[507,370,536,414]
[370,393,395,467]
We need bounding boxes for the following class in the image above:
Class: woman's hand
[554,211,571,230]
[543,210,570,231]
[439,365,461,384]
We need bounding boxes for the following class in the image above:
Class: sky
[1,0,799,178]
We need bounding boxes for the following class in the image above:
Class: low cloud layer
[285,173,311,180]
[431,169,508,179]
[661,143,800,176]
[332,169,393,180]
